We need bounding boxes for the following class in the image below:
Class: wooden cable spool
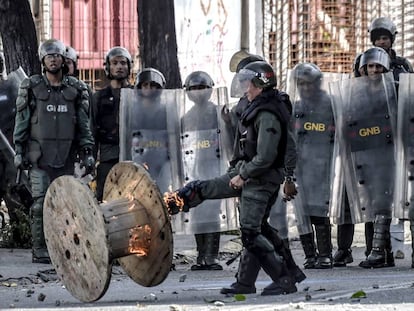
[43,161,173,302]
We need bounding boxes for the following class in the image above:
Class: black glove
[164,180,204,215]
[80,148,95,176]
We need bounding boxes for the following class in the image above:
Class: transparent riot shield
[119,88,182,194]
[282,71,348,233]
[394,73,414,219]
[177,87,238,234]
[330,72,397,224]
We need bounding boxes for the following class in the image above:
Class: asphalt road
[1,225,414,311]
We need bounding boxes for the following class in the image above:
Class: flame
[128,224,152,256]
[163,191,185,215]
[143,162,149,170]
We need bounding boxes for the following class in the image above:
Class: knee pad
[241,229,274,254]
[31,198,44,218]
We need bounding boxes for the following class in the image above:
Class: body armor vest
[237,90,289,169]
[29,78,77,168]
[95,86,123,145]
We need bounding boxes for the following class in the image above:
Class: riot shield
[119,88,182,194]
[177,87,238,234]
[394,73,414,219]
[330,72,397,224]
[283,71,347,233]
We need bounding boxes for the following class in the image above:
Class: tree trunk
[0,0,40,76]
[137,0,182,88]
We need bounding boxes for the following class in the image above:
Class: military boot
[359,215,391,268]
[203,232,223,270]
[300,232,318,269]
[333,223,354,267]
[258,251,297,296]
[191,233,206,270]
[220,249,260,295]
[262,224,306,283]
[315,225,333,269]
[31,200,50,264]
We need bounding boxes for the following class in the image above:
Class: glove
[221,105,232,123]
[283,176,297,202]
[163,180,204,215]
[80,148,95,176]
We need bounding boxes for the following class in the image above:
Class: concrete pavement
[2,225,414,310]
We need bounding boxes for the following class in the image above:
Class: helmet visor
[230,69,256,98]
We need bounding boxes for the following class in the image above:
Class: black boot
[360,216,391,268]
[31,200,50,264]
[191,234,206,270]
[258,251,297,296]
[315,225,333,269]
[262,224,306,283]
[333,223,354,267]
[300,232,317,269]
[204,232,223,270]
[364,222,374,257]
[220,249,260,295]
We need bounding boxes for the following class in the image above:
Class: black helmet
[135,68,166,89]
[183,71,214,90]
[38,39,66,62]
[292,63,322,83]
[184,71,214,103]
[369,17,397,44]
[64,46,79,64]
[239,61,276,89]
[104,46,132,78]
[64,46,79,76]
[229,50,265,73]
[359,47,390,72]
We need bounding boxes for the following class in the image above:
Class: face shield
[185,87,213,104]
[230,69,257,98]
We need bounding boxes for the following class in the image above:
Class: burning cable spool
[43,162,173,302]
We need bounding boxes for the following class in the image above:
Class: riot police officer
[64,46,79,78]
[167,61,302,296]
[92,46,133,201]
[331,47,396,269]
[181,71,223,271]
[13,39,95,263]
[290,63,334,269]
[223,51,303,290]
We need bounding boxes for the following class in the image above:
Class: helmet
[359,47,390,72]
[104,46,132,78]
[38,39,66,62]
[239,61,276,89]
[135,68,166,89]
[292,63,322,83]
[183,71,214,90]
[229,50,265,73]
[184,71,214,103]
[64,46,79,64]
[368,17,397,44]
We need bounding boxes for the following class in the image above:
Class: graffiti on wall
[175,0,241,89]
